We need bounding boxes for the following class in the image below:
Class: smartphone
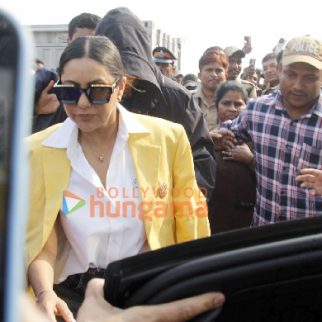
[249,58,256,66]
[0,8,33,322]
[244,35,251,46]
[275,37,286,55]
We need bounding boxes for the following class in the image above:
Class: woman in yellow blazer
[26,36,209,321]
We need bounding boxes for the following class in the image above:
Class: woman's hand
[222,143,254,165]
[37,290,75,322]
[211,128,237,151]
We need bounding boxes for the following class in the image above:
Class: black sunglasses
[51,78,120,105]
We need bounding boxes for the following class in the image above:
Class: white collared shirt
[42,104,150,283]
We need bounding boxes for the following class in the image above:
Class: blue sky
[2,0,322,75]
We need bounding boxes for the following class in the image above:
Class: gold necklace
[79,127,118,163]
[82,140,107,162]
[78,114,119,163]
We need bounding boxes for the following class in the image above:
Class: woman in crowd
[209,81,256,234]
[26,35,209,321]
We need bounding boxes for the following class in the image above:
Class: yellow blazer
[25,114,210,271]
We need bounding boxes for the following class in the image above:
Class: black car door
[105,217,322,321]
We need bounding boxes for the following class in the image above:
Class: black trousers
[54,267,106,317]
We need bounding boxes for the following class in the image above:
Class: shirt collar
[117,103,150,134]
[42,103,150,149]
[193,83,203,99]
[193,83,216,107]
[274,91,284,111]
[313,95,322,117]
[275,90,322,118]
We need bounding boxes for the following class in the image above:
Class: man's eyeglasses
[51,78,120,105]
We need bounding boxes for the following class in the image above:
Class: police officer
[153,46,177,79]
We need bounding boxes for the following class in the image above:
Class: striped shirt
[227,90,322,226]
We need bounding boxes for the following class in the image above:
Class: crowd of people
[27,7,322,321]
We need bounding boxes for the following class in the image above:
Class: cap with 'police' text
[282,35,322,69]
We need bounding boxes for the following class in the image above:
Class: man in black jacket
[95,7,216,200]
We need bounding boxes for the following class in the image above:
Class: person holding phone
[243,36,252,54]
[25,35,210,321]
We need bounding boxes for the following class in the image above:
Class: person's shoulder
[161,76,191,97]
[135,113,184,130]
[248,91,279,112]
[191,83,202,97]
[256,90,279,102]
[27,123,62,150]
[132,113,185,142]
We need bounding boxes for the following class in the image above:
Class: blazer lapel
[43,147,70,232]
[128,134,160,236]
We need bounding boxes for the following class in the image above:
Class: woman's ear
[116,76,127,101]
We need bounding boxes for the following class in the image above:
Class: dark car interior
[105,217,322,321]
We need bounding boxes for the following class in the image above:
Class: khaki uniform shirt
[193,84,218,132]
